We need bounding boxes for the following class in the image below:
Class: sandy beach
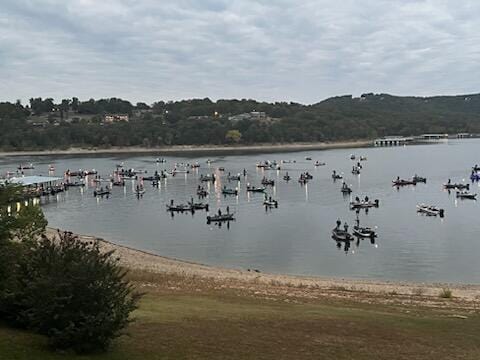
[47,228,480,308]
[0,140,371,157]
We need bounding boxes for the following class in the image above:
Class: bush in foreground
[11,231,141,353]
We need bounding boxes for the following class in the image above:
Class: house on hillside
[228,111,269,123]
[103,114,129,124]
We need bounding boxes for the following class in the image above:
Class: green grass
[1,285,479,359]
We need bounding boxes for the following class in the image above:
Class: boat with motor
[281,160,296,164]
[332,170,343,180]
[188,198,209,211]
[227,173,241,181]
[314,161,326,166]
[166,200,193,212]
[222,187,238,196]
[18,164,34,170]
[190,162,200,168]
[473,165,480,172]
[332,223,353,241]
[261,177,275,186]
[111,180,125,187]
[412,175,427,183]
[305,157,312,160]
[350,154,356,160]
[256,161,281,170]
[350,197,379,210]
[283,173,291,181]
[456,191,477,200]
[303,172,313,180]
[156,158,167,163]
[417,204,444,217]
[246,185,266,193]
[135,185,146,196]
[263,195,278,208]
[142,171,164,181]
[351,166,361,175]
[171,169,190,175]
[360,156,367,161]
[392,178,417,186]
[48,164,55,172]
[352,216,377,238]
[341,182,352,194]
[207,207,235,223]
[200,174,216,182]
[93,189,110,197]
[65,180,85,188]
[444,181,469,190]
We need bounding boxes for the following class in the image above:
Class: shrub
[12,231,141,353]
[439,288,453,299]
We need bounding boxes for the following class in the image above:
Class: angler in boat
[412,174,427,183]
[341,181,352,193]
[263,194,278,208]
[222,186,238,196]
[392,176,417,186]
[166,199,193,212]
[227,172,241,181]
[314,161,326,166]
[283,172,291,181]
[135,184,146,197]
[18,163,34,170]
[207,207,235,223]
[332,170,343,180]
[246,184,266,192]
[93,187,110,197]
[351,166,361,175]
[443,179,469,190]
[350,196,379,210]
[417,204,445,217]
[261,177,275,186]
[188,197,209,211]
[332,219,353,241]
[352,215,377,238]
[456,190,477,200]
[200,174,216,182]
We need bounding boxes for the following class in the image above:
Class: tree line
[1,93,480,150]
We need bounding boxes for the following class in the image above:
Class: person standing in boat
[344,222,349,233]
[336,219,341,230]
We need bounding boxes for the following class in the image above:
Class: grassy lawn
[1,284,480,360]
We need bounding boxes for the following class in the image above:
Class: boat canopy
[7,175,62,186]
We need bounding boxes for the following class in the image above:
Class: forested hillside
[0,93,479,150]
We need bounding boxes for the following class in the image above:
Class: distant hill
[0,93,479,150]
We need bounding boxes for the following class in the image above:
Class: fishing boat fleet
[2,153,479,251]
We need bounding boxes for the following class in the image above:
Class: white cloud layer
[1,0,480,104]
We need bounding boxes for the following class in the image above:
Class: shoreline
[0,140,371,157]
[47,228,480,304]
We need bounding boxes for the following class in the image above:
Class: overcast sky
[1,0,479,105]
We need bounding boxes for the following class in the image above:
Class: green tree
[14,231,141,353]
[225,129,242,143]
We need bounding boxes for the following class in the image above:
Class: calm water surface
[2,139,480,284]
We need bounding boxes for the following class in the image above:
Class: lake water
[1,139,480,284]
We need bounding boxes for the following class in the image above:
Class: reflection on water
[1,139,480,284]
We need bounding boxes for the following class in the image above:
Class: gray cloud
[1,0,480,104]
